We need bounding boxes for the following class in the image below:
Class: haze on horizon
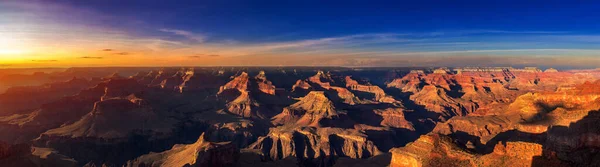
[1,0,600,69]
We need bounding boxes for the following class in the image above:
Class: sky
[1,0,600,68]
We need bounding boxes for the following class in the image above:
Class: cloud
[188,54,220,58]
[159,28,206,42]
[31,60,58,62]
[80,56,104,59]
[200,54,600,68]
[224,33,413,54]
[468,30,570,34]
[98,48,131,56]
[0,64,12,67]
[113,52,130,55]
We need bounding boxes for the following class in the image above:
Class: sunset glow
[2,1,600,167]
[1,1,599,68]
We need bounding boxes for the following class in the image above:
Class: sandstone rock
[249,127,382,163]
[218,71,281,119]
[41,96,176,139]
[345,76,397,103]
[272,91,353,128]
[255,71,276,95]
[389,134,475,167]
[291,80,312,92]
[126,133,239,167]
[389,134,561,167]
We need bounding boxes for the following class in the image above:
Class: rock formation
[272,91,353,128]
[345,76,397,103]
[389,134,564,167]
[249,127,382,164]
[126,133,239,167]
[0,67,599,167]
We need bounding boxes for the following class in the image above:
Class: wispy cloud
[31,60,58,62]
[227,33,414,53]
[113,52,130,55]
[459,29,570,34]
[159,28,206,42]
[80,56,103,59]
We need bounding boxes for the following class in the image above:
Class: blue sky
[1,0,600,67]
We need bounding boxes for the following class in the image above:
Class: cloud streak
[159,29,206,42]
[80,56,104,59]
[31,60,58,62]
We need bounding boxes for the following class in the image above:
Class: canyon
[0,67,599,167]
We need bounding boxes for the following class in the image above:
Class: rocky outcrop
[345,76,397,103]
[177,69,227,93]
[389,134,560,167]
[126,133,239,167]
[249,127,382,163]
[476,141,549,167]
[393,80,600,167]
[410,85,477,118]
[219,72,250,94]
[387,73,424,93]
[433,80,600,145]
[33,93,182,166]
[292,71,360,104]
[543,109,600,166]
[308,71,334,89]
[255,71,276,95]
[148,68,176,86]
[292,80,312,92]
[433,115,514,144]
[40,96,176,139]
[272,91,353,128]
[217,72,281,119]
[223,91,259,118]
[386,70,593,120]
[389,134,475,167]
[387,72,496,119]
[204,120,262,148]
[373,107,414,130]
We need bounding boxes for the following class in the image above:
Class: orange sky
[1,1,600,68]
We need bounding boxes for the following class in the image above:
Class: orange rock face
[126,133,239,167]
[272,91,349,127]
[219,72,250,93]
[390,134,556,167]
[345,76,397,103]
[390,134,475,167]
[255,71,276,95]
[374,107,414,130]
[392,79,600,167]
[250,127,382,162]
[217,71,281,119]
